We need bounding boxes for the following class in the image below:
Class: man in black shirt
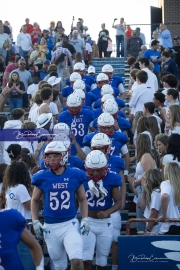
[98,23,109,58]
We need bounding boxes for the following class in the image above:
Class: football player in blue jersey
[93,99,131,133]
[62,72,81,106]
[83,150,122,270]
[93,93,125,119]
[62,89,93,111]
[90,133,127,270]
[65,63,91,91]
[87,65,97,89]
[90,73,109,99]
[83,112,128,156]
[40,133,85,170]
[78,63,96,89]
[102,64,126,100]
[73,79,97,107]
[93,84,125,110]
[31,141,89,270]
[0,208,44,270]
[58,93,94,155]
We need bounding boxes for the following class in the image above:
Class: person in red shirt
[30,22,42,44]
[2,55,21,87]
[126,25,132,40]
[25,18,33,34]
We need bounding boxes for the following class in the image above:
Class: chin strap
[88,179,108,198]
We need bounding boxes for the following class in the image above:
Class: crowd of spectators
[0,16,180,270]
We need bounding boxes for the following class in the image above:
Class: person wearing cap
[136,27,146,45]
[38,30,54,60]
[38,59,51,80]
[88,66,97,89]
[112,17,125,57]
[70,30,86,58]
[17,25,32,58]
[47,75,61,90]
[172,36,180,81]
[126,30,143,58]
[36,112,53,130]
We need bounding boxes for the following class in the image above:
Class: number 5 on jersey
[71,123,84,136]
[50,191,70,210]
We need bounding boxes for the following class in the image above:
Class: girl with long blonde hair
[160,162,180,235]
[140,169,162,234]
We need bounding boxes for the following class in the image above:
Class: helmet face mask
[97,80,109,89]
[44,152,68,170]
[85,166,108,182]
[98,124,114,136]
[67,105,82,115]
[67,93,82,115]
[91,144,111,155]
[85,150,108,182]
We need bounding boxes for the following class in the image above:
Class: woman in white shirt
[1,161,32,218]
[128,133,157,232]
[162,134,180,176]
[160,162,180,235]
[140,169,162,234]
[0,161,35,269]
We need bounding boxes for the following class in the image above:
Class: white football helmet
[70,72,81,82]
[103,99,118,119]
[101,94,115,104]
[74,89,85,105]
[96,73,109,82]
[73,79,85,91]
[97,113,115,136]
[102,64,114,73]
[73,62,83,71]
[44,141,68,170]
[101,84,114,96]
[91,133,111,155]
[53,123,70,136]
[66,93,82,115]
[102,64,114,79]
[53,133,71,153]
[85,150,108,181]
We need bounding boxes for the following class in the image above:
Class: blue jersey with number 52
[84,171,122,210]
[58,108,94,152]
[32,167,86,223]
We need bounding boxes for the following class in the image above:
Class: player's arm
[76,185,88,218]
[31,187,43,221]
[119,171,126,210]
[97,186,121,218]
[71,132,86,161]
[20,227,44,268]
